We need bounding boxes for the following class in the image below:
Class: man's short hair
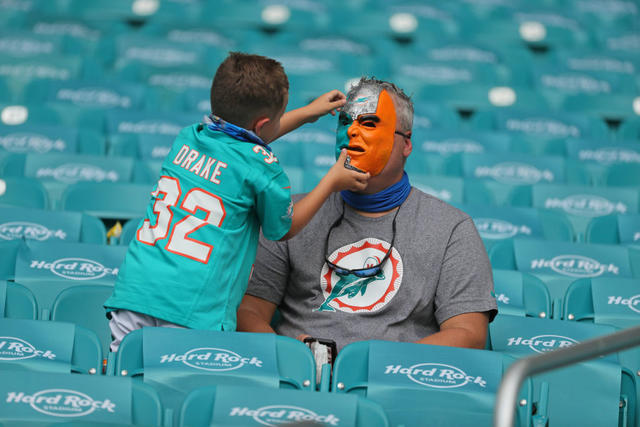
[347,77,414,133]
[210,52,289,128]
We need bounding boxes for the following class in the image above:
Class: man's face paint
[336,88,397,176]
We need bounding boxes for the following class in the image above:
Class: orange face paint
[343,89,397,176]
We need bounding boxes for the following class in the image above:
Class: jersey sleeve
[434,217,498,324]
[255,165,293,241]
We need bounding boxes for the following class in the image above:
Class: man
[237,77,496,351]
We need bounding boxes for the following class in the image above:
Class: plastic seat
[586,214,640,245]
[118,217,142,246]
[105,109,195,138]
[2,281,37,319]
[532,183,639,241]
[111,327,316,425]
[564,139,640,185]
[460,204,573,252]
[492,269,552,318]
[12,241,127,317]
[108,133,176,160]
[51,284,113,357]
[332,340,533,427]
[180,384,389,427]
[462,152,565,185]
[489,238,636,316]
[25,79,146,110]
[0,318,102,374]
[604,163,640,187]
[411,175,464,204]
[494,110,607,140]
[0,123,78,155]
[61,182,152,220]
[0,176,48,209]
[0,370,163,426]
[489,314,636,427]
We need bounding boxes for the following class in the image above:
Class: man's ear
[402,133,413,158]
[251,116,271,136]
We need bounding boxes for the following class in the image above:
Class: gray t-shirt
[246,188,497,350]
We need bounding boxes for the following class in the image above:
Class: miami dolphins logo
[317,238,403,313]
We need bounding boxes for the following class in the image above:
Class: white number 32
[137,176,226,263]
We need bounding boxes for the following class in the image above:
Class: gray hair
[346,77,414,133]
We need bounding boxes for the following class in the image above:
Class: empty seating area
[1,0,639,425]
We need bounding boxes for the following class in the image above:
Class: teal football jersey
[105,124,292,330]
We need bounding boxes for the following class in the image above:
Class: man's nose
[348,122,359,138]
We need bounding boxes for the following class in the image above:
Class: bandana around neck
[204,114,271,152]
[341,172,411,213]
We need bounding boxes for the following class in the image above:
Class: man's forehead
[343,85,383,120]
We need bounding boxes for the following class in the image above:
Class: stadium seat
[0,176,48,209]
[2,281,37,320]
[0,371,163,425]
[564,138,640,185]
[462,152,565,185]
[492,269,552,318]
[463,179,533,207]
[118,217,142,246]
[0,318,102,374]
[603,163,640,187]
[51,284,113,357]
[489,314,636,427]
[459,204,573,252]
[60,182,152,221]
[331,340,533,427]
[112,327,316,425]
[494,110,608,140]
[105,110,196,139]
[12,240,126,317]
[489,238,636,316]
[0,123,78,155]
[108,132,176,160]
[411,175,464,204]
[180,384,389,427]
[0,240,20,281]
[532,183,639,241]
[586,214,640,246]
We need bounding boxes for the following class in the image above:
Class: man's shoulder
[408,187,471,223]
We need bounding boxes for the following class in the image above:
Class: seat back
[51,285,113,358]
[61,182,151,221]
[118,217,142,246]
[112,327,315,425]
[0,176,48,209]
[0,206,87,244]
[332,340,532,427]
[13,241,126,317]
[493,269,552,318]
[0,318,102,374]
[179,384,389,427]
[0,371,162,426]
[2,281,37,320]
[489,314,635,427]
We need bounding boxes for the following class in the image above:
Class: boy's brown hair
[210,52,289,129]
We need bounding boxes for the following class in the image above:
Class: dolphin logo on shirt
[316,256,386,312]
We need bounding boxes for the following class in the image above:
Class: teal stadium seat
[532,183,639,241]
[61,182,152,221]
[0,123,106,156]
[51,284,114,358]
[489,238,637,316]
[0,177,48,209]
[586,214,640,246]
[105,109,195,139]
[12,240,126,317]
[564,138,640,185]
[331,340,533,427]
[180,384,389,427]
[0,371,163,426]
[494,110,609,140]
[411,175,464,204]
[489,314,636,427]
[0,240,20,281]
[618,118,640,141]
[603,163,640,188]
[492,269,552,318]
[2,281,37,320]
[0,318,102,374]
[112,327,316,424]
[118,217,142,246]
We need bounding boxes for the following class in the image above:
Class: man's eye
[361,121,376,128]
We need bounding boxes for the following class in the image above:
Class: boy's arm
[275,90,346,139]
[279,149,368,240]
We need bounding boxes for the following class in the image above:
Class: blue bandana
[341,172,411,213]
[204,114,271,152]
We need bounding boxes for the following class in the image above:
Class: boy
[104,52,369,351]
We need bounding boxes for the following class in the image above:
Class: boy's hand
[305,90,347,123]
[327,149,370,192]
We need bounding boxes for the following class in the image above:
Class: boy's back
[105,123,292,331]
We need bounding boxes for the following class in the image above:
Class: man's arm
[237,294,277,334]
[415,312,489,349]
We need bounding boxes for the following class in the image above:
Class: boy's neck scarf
[341,172,411,213]
[204,114,271,152]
